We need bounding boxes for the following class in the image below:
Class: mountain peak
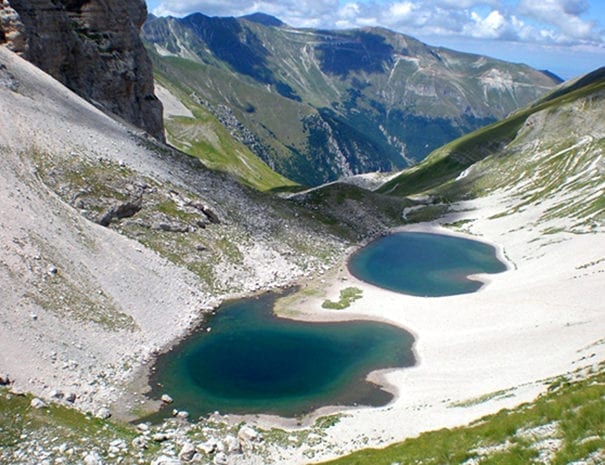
[240,12,285,27]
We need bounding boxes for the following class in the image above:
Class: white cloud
[150,0,604,47]
[338,2,360,20]
[433,0,500,9]
[389,2,414,19]
[466,10,507,39]
[518,0,598,42]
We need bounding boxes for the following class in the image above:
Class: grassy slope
[152,59,299,192]
[2,364,602,465]
[379,68,605,200]
[301,68,604,231]
[0,389,151,463]
[315,364,604,465]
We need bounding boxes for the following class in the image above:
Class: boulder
[30,397,47,409]
[151,456,181,465]
[197,440,217,455]
[97,198,143,226]
[189,202,220,224]
[213,452,228,465]
[83,451,102,465]
[178,442,196,462]
[160,393,173,404]
[222,434,240,454]
[95,407,111,419]
[136,422,150,433]
[151,220,191,233]
[238,425,261,442]
[152,432,170,442]
[131,436,148,450]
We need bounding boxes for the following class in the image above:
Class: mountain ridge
[378,65,605,220]
[143,13,560,185]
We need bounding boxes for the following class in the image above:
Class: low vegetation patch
[0,389,151,464]
[322,287,363,310]
[449,388,517,408]
[315,363,605,465]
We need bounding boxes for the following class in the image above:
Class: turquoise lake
[150,292,415,418]
[149,232,505,418]
[349,231,507,297]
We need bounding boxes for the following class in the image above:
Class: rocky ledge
[0,0,164,140]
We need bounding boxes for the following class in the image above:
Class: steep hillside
[142,13,560,185]
[379,67,605,232]
[0,0,164,140]
[154,74,298,191]
[0,44,396,420]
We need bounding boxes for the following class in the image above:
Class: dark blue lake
[349,231,507,297]
[150,291,415,418]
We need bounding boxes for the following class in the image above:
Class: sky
[145,0,605,80]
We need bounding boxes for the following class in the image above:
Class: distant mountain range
[377,66,605,232]
[143,12,561,186]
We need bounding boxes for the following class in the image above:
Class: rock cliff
[0,0,164,140]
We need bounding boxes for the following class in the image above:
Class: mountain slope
[0,45,377,416]
[379,67,605,232]
[154,74,298,191]
[142,13,560,185]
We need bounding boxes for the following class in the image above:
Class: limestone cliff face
[0,0,164,140]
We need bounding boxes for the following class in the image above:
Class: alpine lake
[149,232,506,419]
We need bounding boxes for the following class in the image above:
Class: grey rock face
[0,0,26,53]
[0,0,164,140]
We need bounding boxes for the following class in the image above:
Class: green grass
[380,72,605,200]
[450,388,517,408]
[0,389,158,463]
[322,287,363,310]
[379,115,526,198]
[154,71,299,192]
[314,364,605,465]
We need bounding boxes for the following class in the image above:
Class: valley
[0,3,604,465]
[142,13,560,186]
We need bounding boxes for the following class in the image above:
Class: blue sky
[145,0,605,79]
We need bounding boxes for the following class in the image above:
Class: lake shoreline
[249,197,605,464]
[119,203,604,465]
[184,224,511,429]
[145,291,415,422]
